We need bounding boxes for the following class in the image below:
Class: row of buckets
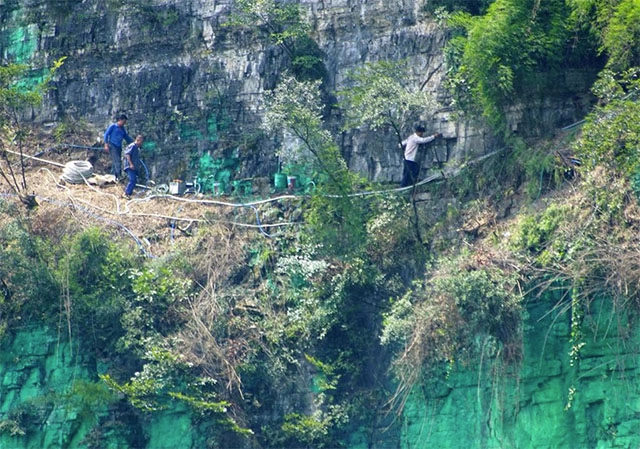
[169,173,300,197]
[210,174,297,196]
[274,172,298,191]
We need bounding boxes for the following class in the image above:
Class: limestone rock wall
[1,0,594,185]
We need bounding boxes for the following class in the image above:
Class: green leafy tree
[338,60,440,147]
[568,0,640,71]
[602,0,640,71]
[444,0,573,132]
[573,68,640,176]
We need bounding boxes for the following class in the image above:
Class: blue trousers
[124,168,137,196]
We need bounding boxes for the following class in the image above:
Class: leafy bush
[424,0,492,15]
[0,215,59,329]
[511,203,570,254]
[228,0,326,81]
[384,250,523,409]
[118,264,193,356]
[443,0,580,132]
[574,68,640,176]
[570,0,640,71]
[602,0,640,70]
[54,227,134,354]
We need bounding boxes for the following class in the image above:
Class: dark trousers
[124,168,137,196]
[401,159,420,187]
[108,143,122,179]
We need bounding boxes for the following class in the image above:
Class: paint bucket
[274,172,287,190]
[287,176,297,190]
[169,180,185,195]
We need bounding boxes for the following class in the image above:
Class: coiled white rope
[61,160,94,184]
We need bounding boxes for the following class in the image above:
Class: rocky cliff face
[1,0,595,185]
[0,327,208,448]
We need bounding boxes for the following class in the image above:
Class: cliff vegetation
[1,0,640,448]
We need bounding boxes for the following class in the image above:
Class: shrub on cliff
[382,249,523,409]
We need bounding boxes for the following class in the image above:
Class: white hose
[61,160,94,184]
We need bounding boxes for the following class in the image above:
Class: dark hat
[414,123,426,133]
[116,114,128,121]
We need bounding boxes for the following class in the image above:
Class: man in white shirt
[400,124,441,187]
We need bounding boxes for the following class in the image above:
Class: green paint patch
[14,69,48,94]
[399,291,640,449]
[142,140,157,156]
[179,124,203,141]
[8,25,37,64]
[196,153,240,194]
[207,115,219,142]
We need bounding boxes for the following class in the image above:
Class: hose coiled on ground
[61,161,94,184]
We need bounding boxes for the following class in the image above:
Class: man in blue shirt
[104,114,134,181]
[122,135,144,199]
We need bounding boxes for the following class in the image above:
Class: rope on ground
[137,193,298,208]
[61,160,94,184]
[2,148,66,168]
[39,168,296,235]
[43,196,153,258]
[41,167,139,219]
[128,194,291,237]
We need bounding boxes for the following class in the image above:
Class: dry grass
[1,150,300,258]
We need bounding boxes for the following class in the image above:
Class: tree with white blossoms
[263,73,369,256]
[338,60,440,147]
[263,74,350,189]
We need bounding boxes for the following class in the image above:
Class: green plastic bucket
[274,172,287,190]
